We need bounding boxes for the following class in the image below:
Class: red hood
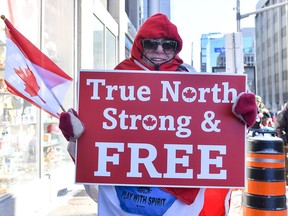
[115,13,183,71]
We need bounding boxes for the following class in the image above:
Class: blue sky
[170,0,259,71]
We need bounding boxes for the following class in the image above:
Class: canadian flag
[2,16,73,118]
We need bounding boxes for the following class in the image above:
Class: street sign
[214,47,225,54]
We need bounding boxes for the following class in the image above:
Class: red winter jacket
[114,13,231,215]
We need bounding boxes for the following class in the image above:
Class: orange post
[242,131,287,216]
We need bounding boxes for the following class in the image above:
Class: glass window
[106,29,116,69]
[0,0,41,198]
[125,37,133,59]
[93,16,104,69]
[42,0,74,175]
[0,95,40,189]
[0,0,74,210]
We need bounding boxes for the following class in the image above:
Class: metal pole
[241,1,288,18]
[236,0,241,32]
[237,1,288,24]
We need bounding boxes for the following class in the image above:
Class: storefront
[0,0,121,214]
[0,1,75,213]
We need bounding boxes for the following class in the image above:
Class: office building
[255,0,288,111]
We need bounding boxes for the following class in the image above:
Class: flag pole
[50,90,66,112]
[1,14,66,113]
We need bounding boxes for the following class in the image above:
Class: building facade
[255,0,288,111]
[206,33,226,72]
[200,32,222,72]
[201,29,255,74]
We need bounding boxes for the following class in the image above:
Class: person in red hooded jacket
[59,13,257,216]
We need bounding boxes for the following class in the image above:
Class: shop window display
[0,91,39,196]
[0,1,74,213]
[0,34,68,200]
[0,93,69,198]
[43,122,67,172]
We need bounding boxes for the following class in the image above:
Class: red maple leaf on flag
[14,65,46,103]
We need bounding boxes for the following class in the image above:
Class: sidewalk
[46,189,97,216]
[30,185,97,216]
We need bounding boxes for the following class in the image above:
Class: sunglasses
[142,39,178,54]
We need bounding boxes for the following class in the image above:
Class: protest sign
[76,70,246,188]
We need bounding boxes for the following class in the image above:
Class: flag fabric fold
[2,16,73,118]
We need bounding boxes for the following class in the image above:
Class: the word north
[86,79,238,103]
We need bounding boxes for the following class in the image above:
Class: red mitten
[232,92,257,127]
[59,108,85,141]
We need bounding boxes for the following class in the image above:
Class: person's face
[141,38,178,66]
